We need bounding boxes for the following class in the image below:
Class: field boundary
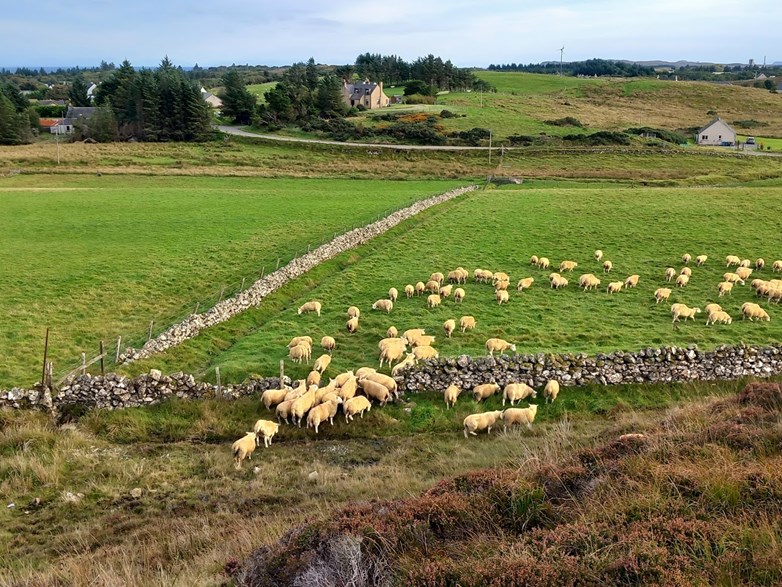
[118,184,479,364]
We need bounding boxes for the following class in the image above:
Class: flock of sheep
[230,251,781,469]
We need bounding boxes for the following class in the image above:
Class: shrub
[404,94,436,105]
[544,117,583,127]
[625,127,689,145]
[439,109,457,118]
[562,131,631,146]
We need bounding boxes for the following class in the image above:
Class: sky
[2,0,780,68]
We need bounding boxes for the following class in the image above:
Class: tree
[219,69,257,124]
[68,75,91,106]
[316,74,347,117]
[403,80,434,96]
[0,93,31,145]
[74,105,118,142]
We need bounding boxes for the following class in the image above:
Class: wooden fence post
[147,320,154,341]
[41,328,49,389]
[215,366,221,399]
[279,359,285,388]
[99,341,105,375]
[193,302,200,315]
[240,277,245,290]
[260,266,265,278]
[46,361,53,390]
[276,258,281,270]
[81,353,86,376]
[115,336,122,363]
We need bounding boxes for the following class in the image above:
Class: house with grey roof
[696,117,736,146]
[341,80,390,110]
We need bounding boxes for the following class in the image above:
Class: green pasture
[246,81,277,102]
[132,183,782,384]
[0,176,462,387]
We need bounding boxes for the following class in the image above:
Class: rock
[307,471,319,482]
[150,369,162,382]
[130,488,143,498]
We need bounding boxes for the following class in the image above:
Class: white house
[200,87,223,108]
[696,117,736,146]
[86,83,98,101]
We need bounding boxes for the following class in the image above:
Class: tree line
[489,59,655,77]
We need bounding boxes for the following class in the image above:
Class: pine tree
[316,74,347,117]
[68,75,91,107]
[219,69,257,124]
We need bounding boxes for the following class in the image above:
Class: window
[702,135,708,140]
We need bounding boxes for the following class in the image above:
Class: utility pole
[488,130,492,165]
[559,46,565,77]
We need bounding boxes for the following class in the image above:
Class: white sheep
[306,397,343,433]
[695,255,708,266]
[275,400,294,424]
[388,287,398,302]
[517,277,534,291]
[287,336,312,351]
[346,316,359,333]
[231,432,257,470]
[654,288,671,304]
[413,345,439,360]
[706,310,732,325]
[291,388,318,427]
[680,267,692,277]
[502,405,538,432]
[486,338,516,356]
[742,302,771,322]
[675,274,689,288]
[543,380,560,403]
[739,259,751,268]
[704,303,722,316]
[338,375,359,401]
[427,294,442,308]
[717,281,733,297]
[347,306,361,319]
[723,272,744,285]
[463,410,504,438]
[756,258,765,271]
[725,255,741,267]
[425,280,440,294]
[415,282,426,296]
[443,319,456,338]
[493,271,510,284]
[550,274,568,289]
[559,260,578,272]
[360,379,392,406]
[372,299,394,313]
[289,343,311,364]
[444,384,461,409]
[404,284,415,298]
[439,284,453,298]
[736,267,753,281]
[313,354,331,373]
[502,382,536,406]
[378,340,407,368]
[494,279,510,291]
[682,253,692,265]
[402,328,427,344]
[671,304,701,322]
[529,255,539,266]
[344,396,372,422]
[391,353,417,377]
[305,370,320,389]
[496,289,510,304]
[262,387,289,410]
[384,325,397,339]
[603,260,613,273]
[594,249,603,262]
[298,301,322,316]
[665,267,676,282]
[283,380,307,402]
[537,257,550,269]
[454,287,466,303]
[579,273,601,291]
[413,334,436,347]
[472,382,500,402]
[429,272,445,286]
[334,371,354,387]
[361,372,398,398]
[252,419,280,448]
[321,336,335,354]
[607,281,623,294]
[774,260,782,273]
[454,319,475,338]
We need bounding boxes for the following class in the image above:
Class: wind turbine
[559,46,565,76]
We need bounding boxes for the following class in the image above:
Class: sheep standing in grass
[288,335,313,349]
[680,267,692,277]
[403,328,426,345]
[607,281,623,294]
[386,326,398,338]
[444,384,461,408]
[439,284,453,298]
[472,382,500,402]
[412,334,436,347]
[291,388,318,427]
[430,272,445,286]
[346,316,359,333]
[537,257,550,269]
[595,250,603,262]
[252,420,280,448]
[443,319,456,338]
[654,288,672,304]
[391,353,417,377]
[494,279,510,291]
[415,282,426,296]
[739,259,751,268]
[372,299,394,313]
[706,310,732,325]
[496,289,510,305]
[276,400,294,424]
[544,380,560,403]
[427,294,442,308]
[718,281,733,297]
[550,274,568,289]
[306,370,320,389]
[559,260,578,272]
[503,405,538,432]
[676,274,689,288]
[756,258,765,271]
[517,277,534,291]
[503,382,536,406]
[774,260,782,273]
[529,256,539,266]
[454,288,466,303]
[314,354,332,373]
[360,379,392,406]
[695,255,708,266]
[736,267,753,281]
[289,343,311,364]
[704,303,722,316]
[603,260,613,273]
[298,301,322,317]
[362,372,399,398]
[306,397,343,433]
[486,338,516,356]
[742,302,771,322]
[231,432,257,470]
[338,375,358,401]
[671,304,701,322]
[723,272,745,285]
[344,396,372,422]
[388,287,398,302]
[579,274,601,291]
[413,345,439,360]
[321,336,335,354]
[665,267,676,282]
[725,255,741,267]
[347,306,361,319]
[460,316,476,332]
[284,380,307,402]
[425,280,440,293]
[682,253,692,265]
[463,411,504,438]
[405,284,415,298]
[262,387,289,410]
[378,341,407,369]
[624,275,639,288]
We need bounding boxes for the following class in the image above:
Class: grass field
[121,182,782,384]
[0,176,462,387]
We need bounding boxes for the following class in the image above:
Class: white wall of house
[697,119,736,146]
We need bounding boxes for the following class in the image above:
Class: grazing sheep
[291,388,318,427]
[413,345,439,361]
[478,268,494,283]
[544,380,560,403]
[463,411,504,438]
[706,310,732,325]
[723,272,745,285]
[529,255,539,266]
[486,338,516,356]
[671,304,701,322]
[430,272,445,286]
[624,273,643,295]
[313,354,332,374]
[321,336,335,354]
[444,384,462,409]
[443,319,456,338]
[252,420,280,448]
[298,301,322,317]
[360,379,392,406]
[607,281,623,294]
[460,315,476,332]
[346,316,359,333]
[362,372,398,397]
[411,333,435,347]
[386,325,398,339]
[388,287,398,302]
[665,267,677,282]
[415,282,426,296]
[725,255,741,267]
[517,277,534,291]
[736,267,753,281]
[334,371,354,387]
[448,268,469,283]
[579,273,601,291]
[704,303,723,316]
[472,382,500,401]
[503,382,537,406]
[682,253,692,265]
[287,336,313,349]
[347,306,361,319]
[774,260,782,273]
[344,396,372,422]
[402,328,426,344]
[695,255,708,266]
[718,281,733,297]
[378,341,407,369]
[559,260,578,272]
[654,288,672,304]
[314,380,338,402]
[537,257,550,269]
[474,268,486,282]
[756,258,765,271]
[427,294,442,308]
[372,299,394,313]
[742,302,771,322]
[494,279,510,292]
[493,271,510,284]
[306,370,321,389]
[306,397,343,433]
[594,249,603,262]
[391,353,417,377]
[603,260,613,273]
[289,343,311,364]
[502,405,538,432]
[751,278,766,292]
[404,284,415,298]
[276,400,294,424]
[439,284,453,298]
[496,289,510,305]
[231,432,258,470]
[739,259,751,268]
[425,280,440,294]
[675,274,690,288]
[284,380,307,402]
[338,375,359,401]
[454,287,466,303]
[262,387,289,410]
[680,267,692,277]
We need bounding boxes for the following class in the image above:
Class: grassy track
[126,183,782,384]
[0,175,462,387]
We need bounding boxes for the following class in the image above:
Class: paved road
[217,125,492,151]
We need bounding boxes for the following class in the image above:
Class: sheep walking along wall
[119,185,479,364]
[2,343,782,412]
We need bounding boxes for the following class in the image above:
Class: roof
[66,106,98,118]
[697,117,736,135]
[346,81,379,94]
[38,100,66,106]
[39,118,62,128]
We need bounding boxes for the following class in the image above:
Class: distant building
[86,83,98,101]
[696,117,736,146]
[200,87,223,108]
[66,106,98,119]
[341,80,390,110]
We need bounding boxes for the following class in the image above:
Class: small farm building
[696,117,736,146]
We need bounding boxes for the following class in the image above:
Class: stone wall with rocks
[119,185,479,364]
[2,344,781,413]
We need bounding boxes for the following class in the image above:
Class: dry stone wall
[119,185,479,364]
[2,344,782,413]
